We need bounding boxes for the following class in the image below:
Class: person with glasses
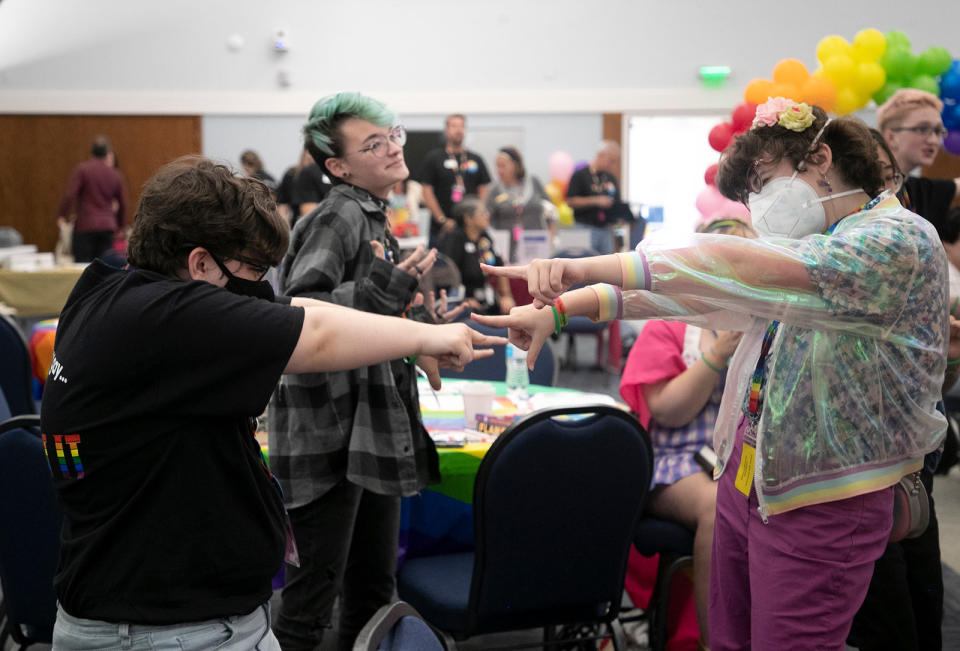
[43,156,501,651]
[268,92,447,651]
[846,128,956,651]
[476,100,949,649]
[877,89,959,232]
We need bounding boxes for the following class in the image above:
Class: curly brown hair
[127,156,288,277]
[716,105,883,204]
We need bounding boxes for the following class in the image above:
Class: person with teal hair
[269,92,443,651]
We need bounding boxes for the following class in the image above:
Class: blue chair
[0,388,59,649]
[353,601,444,651]
[439,320,556,387]
[397,405,652,650]
[0,312,36,416]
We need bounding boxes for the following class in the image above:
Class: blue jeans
[587,225,615,255]
[53,603,280,650]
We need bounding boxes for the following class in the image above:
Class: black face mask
[208,252,275,301]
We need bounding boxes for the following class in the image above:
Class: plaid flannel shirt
[268,184,439,507]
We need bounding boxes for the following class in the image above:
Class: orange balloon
[772,58,810,87]
[770,83,801,101]
[800,75,837,111]
[744,78,775,105]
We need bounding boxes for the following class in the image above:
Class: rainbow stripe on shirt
[42,433,84,479]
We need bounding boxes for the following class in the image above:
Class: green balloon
[873,81,903,105]
[908,74,940,96]
[885,31,911,51]
[917,47,953,77]
[882,47,917,81]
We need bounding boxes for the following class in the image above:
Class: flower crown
[751,97,816,132]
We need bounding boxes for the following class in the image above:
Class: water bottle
[505,343,530,401]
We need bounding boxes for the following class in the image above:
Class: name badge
[444,158,458,170]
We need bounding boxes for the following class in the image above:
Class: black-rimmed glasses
[890,124,949,139]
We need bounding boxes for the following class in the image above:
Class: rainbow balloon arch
[703,28,959,210]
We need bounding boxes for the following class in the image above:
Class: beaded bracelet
[700,352,723,373]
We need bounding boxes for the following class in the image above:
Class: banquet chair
[353,601,444,651]
[397,405,652,650]
[627,517,696,651]
[438,320,557,387]
[0,388,60,649]
[0,312,37,415]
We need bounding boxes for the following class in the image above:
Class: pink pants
[709,419,894,650]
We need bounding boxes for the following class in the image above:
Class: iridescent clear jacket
[592,194,947,516]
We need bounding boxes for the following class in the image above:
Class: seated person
[438,196,515,315]
[619,216,754,649]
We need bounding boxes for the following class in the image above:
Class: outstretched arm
[285,305,505,375]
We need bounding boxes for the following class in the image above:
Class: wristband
[403,355,419,365]
[701,352,723,373]
[952,296,958,316]
[947,357,960,366]
[554,297,569,328]
[551,306,562,335]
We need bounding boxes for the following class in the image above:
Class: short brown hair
[716,105,883,203]
[127,156,288,277]
[876,89,944,132]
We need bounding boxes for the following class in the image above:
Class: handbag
[888,471,929,542]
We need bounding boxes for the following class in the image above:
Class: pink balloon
[695,186,726,218]
[695,186,751,226]
[548,151,575,183]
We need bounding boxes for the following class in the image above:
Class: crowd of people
[40,86,960,650]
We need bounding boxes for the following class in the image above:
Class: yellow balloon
[824,54,857,87]
[834,87,866,115]
[817,35,852,65]
[557,203,574,227]
[852,61,886,95]
[852,28,886,62]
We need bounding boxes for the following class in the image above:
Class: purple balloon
[944,130,960,156]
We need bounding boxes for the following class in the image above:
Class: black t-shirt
[418,148,491,236]
[40,262,304,624]
[566,167,621,227]
[277,167,297,207]
[900,176,957,234]
[438,228,502,312]
[291,164,331,212]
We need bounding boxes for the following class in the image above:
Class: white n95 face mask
[749,171,863,239]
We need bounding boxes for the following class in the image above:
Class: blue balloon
[944,103,960,131]
[942,70,960,101]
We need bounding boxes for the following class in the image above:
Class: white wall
[1,0,957,114]
[203,113,604,187]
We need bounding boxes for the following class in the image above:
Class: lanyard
[447,150,466,187]
[747,192,884,422]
